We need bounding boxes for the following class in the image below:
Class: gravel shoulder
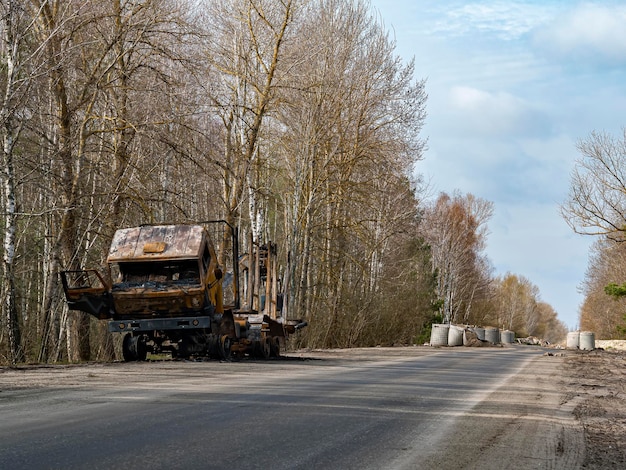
[562,349,626,468]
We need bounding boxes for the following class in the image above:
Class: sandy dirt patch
[562,349,626,468]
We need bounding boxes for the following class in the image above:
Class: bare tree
[274,0,427,346]
[561,129,626,336]
[421,191,493,324]
[0,0,56,363]
[30,0,195,361]
[535,302,567,343]
[30,0,106,362]
[0,0,30,364]
[561,129,626,241]
[201,0,295,243]
[0,0,434,362]
[491,273,543,335]
[579,239,626,338]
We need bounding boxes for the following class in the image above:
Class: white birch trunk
[1,0,24,364]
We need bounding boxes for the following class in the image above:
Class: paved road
[0,347,583,469]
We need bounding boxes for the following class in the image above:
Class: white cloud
[430,1,556,40]
[533,4,626,65]
[446,86,551,138]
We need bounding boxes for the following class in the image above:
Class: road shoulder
[419,351,585,469]
[563,349,626,468]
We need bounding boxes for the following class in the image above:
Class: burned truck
[60,221,305,361]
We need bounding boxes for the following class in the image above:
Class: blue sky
[371,0,626,330]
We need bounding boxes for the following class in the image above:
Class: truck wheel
[122,333,135,361]
[122,333,147,361]
[260,337,271,359]
[176,340,191,360]
[270,337,281,358]
[122,333,135,362]
[219,335,231,360]
[136,335,148,361]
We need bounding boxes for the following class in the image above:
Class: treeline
[0,0,564,365]
[562,130,626,339]
[421,191,566,344]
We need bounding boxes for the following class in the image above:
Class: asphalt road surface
[0,346,584,469]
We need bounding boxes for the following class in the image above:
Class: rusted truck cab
[61,222,306,361]
[107,224,223,320]
[62,224,229,360]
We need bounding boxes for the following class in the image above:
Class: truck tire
[270,337,281,357]
[136,336,148,361]
[122,333,147,362]
[260,337,271,359]
[122,333,134,362]
[219,335,231,360]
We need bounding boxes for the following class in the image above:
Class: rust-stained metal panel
[107,225,205,262]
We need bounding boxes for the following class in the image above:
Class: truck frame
[60,221,305,361]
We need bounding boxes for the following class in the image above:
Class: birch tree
[30,0,105,362]
[0,0,57,363]
[535,302,566,343]
[0,0,434,361]
[275,0,427,346]
[421,192,493,324]
[491,274,540,334]
[0,0,30,364]
[561,129,626,337]
[202,0,295,243]
[31,0,193,361]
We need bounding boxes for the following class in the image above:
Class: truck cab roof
[107,225,208,262]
